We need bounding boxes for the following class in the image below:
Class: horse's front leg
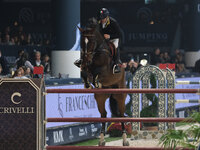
[94,75,102,88]
[94,94,109,146]
[81,71,92,89]
[99,114,106,146]
[91,67,102,88]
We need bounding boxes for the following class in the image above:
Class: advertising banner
[46,84,131,128]
[46,123,101,146]
[46,84,100,128]
[0,79,44,150]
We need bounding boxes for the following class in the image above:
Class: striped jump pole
[176,99,200,103]
[176,81,200,85]
[46,88,200,94]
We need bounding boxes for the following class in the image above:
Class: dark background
[0,0,200,62]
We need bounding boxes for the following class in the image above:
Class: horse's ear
[92,17,98,24]
[77,26,84,32]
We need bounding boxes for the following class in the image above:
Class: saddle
[107,42,117,58]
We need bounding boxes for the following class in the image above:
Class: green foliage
[125,73,159,120]
[159,112,200,149]
[159,130,187,150]
[140,73,158,126]
[150,73,157,88]
[140,104,157,118]
[190,111,200,123]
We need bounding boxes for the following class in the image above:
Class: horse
[78,18,129,146]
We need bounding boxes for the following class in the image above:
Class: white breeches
[110,38,119,48]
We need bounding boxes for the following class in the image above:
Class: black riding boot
[113,48,121,74]
[74,59,82,68]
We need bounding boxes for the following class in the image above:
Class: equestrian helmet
[99,8,109,19]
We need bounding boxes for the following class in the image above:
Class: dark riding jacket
[99,17,122,40]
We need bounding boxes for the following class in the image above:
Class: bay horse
[78,18,129,146]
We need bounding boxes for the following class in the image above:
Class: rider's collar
[105,17,110,27]
[99,17,110,28]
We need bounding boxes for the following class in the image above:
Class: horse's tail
[109,95,120,117]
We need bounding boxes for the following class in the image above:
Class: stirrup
[113,64,121,74]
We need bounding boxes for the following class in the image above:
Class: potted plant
[159,112,200,150]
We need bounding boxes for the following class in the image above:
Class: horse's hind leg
[94,94,109,146]
[113,94,129,146]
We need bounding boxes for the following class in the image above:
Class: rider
[74,8,122,74]
[98,8,122,73]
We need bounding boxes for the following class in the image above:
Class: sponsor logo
[0,92,34,114]
[53,130,64,143]
[79,127,88,137]
[91,124,98,136]
[66,95,96,112]
[11,92,22,104]
[69,128,74,140]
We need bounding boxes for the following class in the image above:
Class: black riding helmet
[99,8,109,19]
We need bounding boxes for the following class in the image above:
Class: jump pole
[176,81,200,85]
[46,117,193,123]
[46,88,200,94]
[176,99,200,103]
[46,146,193,150]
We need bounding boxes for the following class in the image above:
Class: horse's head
[78,18,100,65]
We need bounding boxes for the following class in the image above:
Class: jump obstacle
[46,66,199,150]
[0,65,199,150]
[45,87,196,150]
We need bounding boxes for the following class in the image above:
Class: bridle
[81,27,111,69]
[82,33,97,65]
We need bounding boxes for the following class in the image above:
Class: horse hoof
[88,85,93,89]
[97,83,102,88]
[98,140,106,146]
[95,82,102,88]
[123,141,129,146]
